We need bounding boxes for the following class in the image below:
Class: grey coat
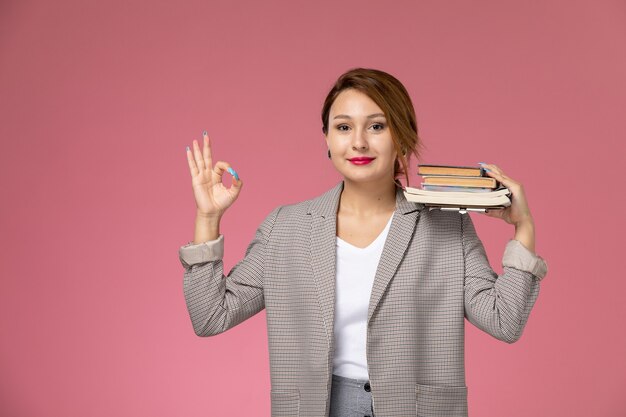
[178,180,548,417]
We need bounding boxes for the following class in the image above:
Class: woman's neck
[338,178,397,217]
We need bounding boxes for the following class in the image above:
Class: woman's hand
[479,163,533,226]
[186,131,242,218]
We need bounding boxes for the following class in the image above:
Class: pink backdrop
[1,0,624,416]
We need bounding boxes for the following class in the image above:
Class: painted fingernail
[227,167,240,181]
[186,146,190,152]
[202,130,207,136]
[478,162,487,165]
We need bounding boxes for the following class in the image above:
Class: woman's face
[325,88,397,185]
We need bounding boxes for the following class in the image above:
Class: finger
[212,161,234,184]
[482,163,514,182]
[186,146,199,177]
[484,208,504,219]
[214,161,242,190]
[212,160,227,180]
[481,165,515,188]
[203,132,213,171]
[193,139,206,171]
[228,173,243,195]
[480,162,504,175]
[490,165,511,180]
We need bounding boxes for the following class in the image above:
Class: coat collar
[307,180,425,349]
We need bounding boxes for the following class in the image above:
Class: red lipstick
[348,157,375,165]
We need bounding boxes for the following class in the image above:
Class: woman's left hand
[479,163,534,226]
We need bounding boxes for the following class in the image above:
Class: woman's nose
[351,128,368,149]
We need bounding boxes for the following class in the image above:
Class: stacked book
[403,164,512,213]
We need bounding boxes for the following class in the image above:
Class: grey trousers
[329,373,375,417]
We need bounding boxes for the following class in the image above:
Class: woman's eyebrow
[333,113,386,120]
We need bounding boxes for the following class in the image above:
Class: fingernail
[202,130,207,136]
[484,168,491,172]
[478,162,487,165]
[227,167,240,181]
[186,146,189,152]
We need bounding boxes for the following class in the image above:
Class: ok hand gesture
[186,131,242,218]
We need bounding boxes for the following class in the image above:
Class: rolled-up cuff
[502,239,548,280]
[178,234,224,269]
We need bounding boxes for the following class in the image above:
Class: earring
[328,149,331,159]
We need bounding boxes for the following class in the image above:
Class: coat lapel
[307,180,425,346]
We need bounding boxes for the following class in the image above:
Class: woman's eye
[335,123,385,132]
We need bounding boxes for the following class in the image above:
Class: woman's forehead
[330,89,384,118]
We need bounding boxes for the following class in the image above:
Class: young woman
[179,68,548,417]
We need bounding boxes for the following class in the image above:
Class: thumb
[231,175,242,188]
[228,173,243,196]
[484,208,502,219]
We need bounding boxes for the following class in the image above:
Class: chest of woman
[262,208,466,319]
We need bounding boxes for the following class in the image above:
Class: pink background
[1,0,624,416]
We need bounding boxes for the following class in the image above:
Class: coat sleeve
[461,212,548,343]
[178,206,282,337]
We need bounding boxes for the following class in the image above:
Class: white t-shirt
[332,212,395,380]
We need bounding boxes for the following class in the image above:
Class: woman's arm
[462,212,548,343]
[180,130,264,337]
[462,162,548,342]
[513,216,535,253]
[179,205,282,337]
[193,211,221,243]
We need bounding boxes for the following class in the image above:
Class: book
[422,175,498,188]
[417,164,484,177]
[405,186,511,199]
[425,204,508,213]
[421,185,493,193]
[404,187,511,207]
[404,163,512,212]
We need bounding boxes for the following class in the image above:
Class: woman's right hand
[186,131,242,218]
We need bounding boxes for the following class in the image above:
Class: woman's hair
[321,67,423,187]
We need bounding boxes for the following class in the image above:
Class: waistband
[332,373,370,389]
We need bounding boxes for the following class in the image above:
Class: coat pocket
[270,389,300,417]
[415,383,468,417]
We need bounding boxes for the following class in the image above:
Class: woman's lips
[349,158,375,165]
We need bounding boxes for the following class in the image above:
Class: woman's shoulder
[416,206,466,233]
[270,182,344,221]
[255,195,313,225]
[271,197,316,222]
